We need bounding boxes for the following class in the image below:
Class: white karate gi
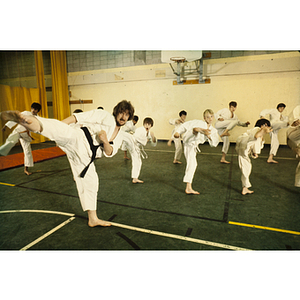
[176,120,219,183]
[0,111,34,168]
[286,105,300,187]
[215,108,248,154]
[235,127,264,188]
[132,126,157,179]
[34,109,139,211]
[121,120,136,151]
[169,117,184,161]
[259,108,289,156]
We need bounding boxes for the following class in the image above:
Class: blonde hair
[203,109,214,118]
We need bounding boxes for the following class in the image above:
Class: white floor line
[20,216,76,251]
[0,209,75,217]
[110,221,252,251]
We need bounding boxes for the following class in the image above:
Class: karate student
[286,105,300,187]
[174,109,219,195]
[0,100,140,227]
[235,118,272,195]
[0,102,41,175]
[132,117,157,184]
[215,101,250,164]
[167,110,187,164]
[259,103,289,163]
[122,115,139,160]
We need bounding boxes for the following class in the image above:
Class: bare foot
[88,219,111,227]
[185,188,200,195]
[241,187,254,195]
[173,160,182,164]
[220,160,230,164]
[220,131,230,137]
[132,178,144,184]
[124,156,130,160]
[24,170,32,176]
[267,159,278,164]
[167,140,172,147]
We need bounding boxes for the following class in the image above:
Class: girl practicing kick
[215,101,250,164]
[0,100,140,227]
[235,118,272,195]
[259,103,289,164]
[132,117,157,184]
[167,110,187,164]
[0,102,41,175]
[174,109,219,195]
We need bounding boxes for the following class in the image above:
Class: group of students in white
[0,99,299,227]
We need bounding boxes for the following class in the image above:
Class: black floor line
[222,148,234,223]
[185,228,193,237]
[116,232,141,250]
[13,185,226,224]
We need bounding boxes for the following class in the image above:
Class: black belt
[79,127,113,178]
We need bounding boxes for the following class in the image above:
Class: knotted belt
[80,127,113,178]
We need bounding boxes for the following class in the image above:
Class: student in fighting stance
[174,109,219,195]
[259,103,289,163]
[132,117,157,184]
[0,102,41,175]
[215,101,250,164]
[167,110,187,164]
[286,105,300,187]
[235,118,272,195]
[0,100,140,228]
[122,115,139,160]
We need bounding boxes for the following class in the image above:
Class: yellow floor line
[0,182,15,186]
[229,221,300,235]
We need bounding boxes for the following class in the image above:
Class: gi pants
[36,116,99,211]
[183,143,198,183]
[237,149,252,188]
[0,126,33,167]
[215,119,239,154]
[269,120,288,156]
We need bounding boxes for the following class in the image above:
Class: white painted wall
[68,51,300,144]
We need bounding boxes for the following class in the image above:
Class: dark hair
[97,106,104,110]
[229,101,237,107]
[277,103,286,109]
[113,100,134,121]
[143,117,154,127]
[255,118,271,127]
[179,110,187,117]
[73,109,83,113]
[31,102,41,112]
[133,115,139,122]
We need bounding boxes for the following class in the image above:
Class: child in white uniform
[132,117,157,184]
[0,102,41,175]
[236,118,272,195]
[215,101,250,164]
[286,105,300,187]
[167,110,187,164]
[1,100,139,227]
[259,103,289,163]
[121,115,139,160]
[174,109,219,195]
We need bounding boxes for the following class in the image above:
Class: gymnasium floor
[0,140,299,251]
